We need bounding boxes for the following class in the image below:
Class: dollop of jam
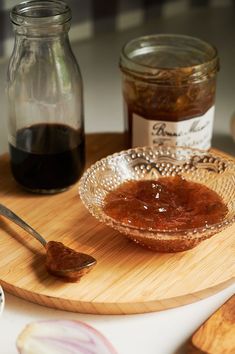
[46,241,96,282]
[103,176,227,231]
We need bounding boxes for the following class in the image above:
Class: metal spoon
[0,204,97,282]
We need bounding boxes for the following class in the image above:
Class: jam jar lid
[120,34,219,85]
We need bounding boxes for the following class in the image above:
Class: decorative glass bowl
[79,146,235,252]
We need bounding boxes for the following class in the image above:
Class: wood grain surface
[0,133,234,314]
[188,295,235,354]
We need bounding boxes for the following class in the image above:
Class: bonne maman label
[132,106,214,150]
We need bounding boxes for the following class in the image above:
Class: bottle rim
[10,0,71,27]
[120,34,219,84]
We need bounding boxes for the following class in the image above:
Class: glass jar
[120,34,219,150]
[7,0,85,193]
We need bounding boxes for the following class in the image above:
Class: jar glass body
[120,34,219,150]
[7,0,85,193]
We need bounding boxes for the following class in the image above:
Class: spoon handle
[0,204,47,247]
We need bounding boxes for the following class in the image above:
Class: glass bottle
[120,34,219,150]
[7,0,85,193]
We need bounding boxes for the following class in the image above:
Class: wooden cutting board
[0,133,234,315]
[188,295,235,353]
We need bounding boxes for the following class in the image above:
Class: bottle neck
[10,0,71,37]
[12,21,70,38]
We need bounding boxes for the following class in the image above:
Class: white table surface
[0,6,234,354]
[0,286,234,354]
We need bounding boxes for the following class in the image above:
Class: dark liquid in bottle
[9,123,85,192]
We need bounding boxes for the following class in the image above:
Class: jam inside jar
[119,34,219,150]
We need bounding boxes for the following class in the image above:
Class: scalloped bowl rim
[79,145,235,239]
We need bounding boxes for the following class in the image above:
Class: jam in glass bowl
[79,146,235,252]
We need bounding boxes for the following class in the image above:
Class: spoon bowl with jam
[79,146,235,252]
[0,204,96,281]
